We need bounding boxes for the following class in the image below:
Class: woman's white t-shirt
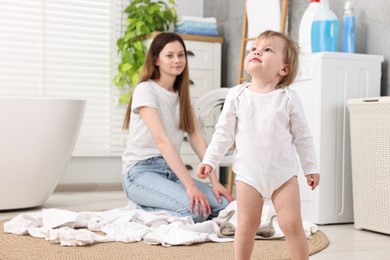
[122,80,184,175]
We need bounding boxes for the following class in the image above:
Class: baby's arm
[196,163,213,179]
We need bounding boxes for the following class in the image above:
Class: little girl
[197,30,320,260]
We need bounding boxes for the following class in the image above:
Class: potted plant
[114,0,178,104]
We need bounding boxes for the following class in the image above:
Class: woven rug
[0,219,329,260]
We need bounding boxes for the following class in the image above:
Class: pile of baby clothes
[175,15,218,36]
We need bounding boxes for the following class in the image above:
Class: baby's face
[244,36,287,78]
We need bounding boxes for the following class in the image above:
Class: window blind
[0,0,129,156]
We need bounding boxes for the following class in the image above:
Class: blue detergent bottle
[311,0,339,52]
[341,0,355,53]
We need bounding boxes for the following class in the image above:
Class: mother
[121,32,233,222]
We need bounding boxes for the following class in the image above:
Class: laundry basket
[347,97,390,235]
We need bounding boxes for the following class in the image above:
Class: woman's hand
[186,185,211,218]
[212,182,234,203]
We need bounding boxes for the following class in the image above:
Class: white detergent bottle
[311,0,339,52]
[299,0,320,55]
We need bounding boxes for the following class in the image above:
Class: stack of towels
[175,15,218,36]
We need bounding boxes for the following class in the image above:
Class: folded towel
[177,15,217,25]
[175,28,218,36]
[175,21,217,31]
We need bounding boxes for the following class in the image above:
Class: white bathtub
[0,98,86,210]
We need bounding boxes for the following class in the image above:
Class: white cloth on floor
[3,200,318,247]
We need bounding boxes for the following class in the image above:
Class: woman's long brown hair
[122,32,194,133]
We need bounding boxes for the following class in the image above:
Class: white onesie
[202,84,319,199]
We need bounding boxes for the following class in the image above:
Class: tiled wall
[204,0,389,95]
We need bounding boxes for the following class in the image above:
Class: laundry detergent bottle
[341,0,355,53]
[299,0,320,55]
[311,0,339,52]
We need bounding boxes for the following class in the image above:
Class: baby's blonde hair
[255,30,299,87]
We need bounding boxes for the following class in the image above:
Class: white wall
[175,0,203,17]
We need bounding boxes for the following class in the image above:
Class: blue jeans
[122,156,229,223]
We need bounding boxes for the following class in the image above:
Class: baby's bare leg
[234,181,263,260]
[272,177,309,260]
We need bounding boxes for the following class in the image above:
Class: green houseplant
[114,0,178,104]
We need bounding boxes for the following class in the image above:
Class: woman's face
[155,40,186,79]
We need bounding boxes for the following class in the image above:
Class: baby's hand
[306,173,320,190]
[196,164,213,179]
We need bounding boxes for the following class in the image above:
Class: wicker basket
[347,97,390,235]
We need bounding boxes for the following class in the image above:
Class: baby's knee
[278,218,303,236]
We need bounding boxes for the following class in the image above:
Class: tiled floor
[1,191,389,259]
